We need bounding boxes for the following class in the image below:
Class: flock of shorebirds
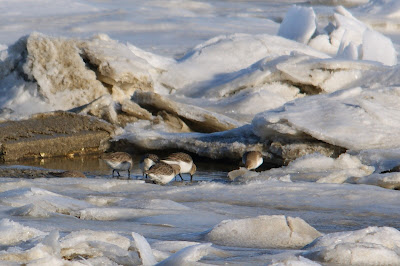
[101,150,264,185]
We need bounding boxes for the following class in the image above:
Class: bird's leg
[128,169,131,178]
[179,173,184,181]
[117,171,121,177]
[190,175,193,182]
[112,169,116,177]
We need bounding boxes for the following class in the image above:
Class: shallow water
[1,153,235,182]
[1,155,400,264]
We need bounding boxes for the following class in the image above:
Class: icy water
[2,0,400,264]
[1,154,235,182]
[1,155,400,264]
[2,156,399,234]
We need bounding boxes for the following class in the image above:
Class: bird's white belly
[149,173,175,184]
[162,160,192,173]
[106,161,131,170]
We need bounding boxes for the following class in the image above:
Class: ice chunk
[156,243,212,266]
[24,32,109,109]
[117,123,263,160]
[333,6,396,65]
[131,232,157,266]
[206,215,321,249]
[71,94,118,124]
[362,29,397,66]
[133,91,242,132]
[239,153,373,184]
[278,6,316,44]
[0,187,92,215]
[81,34,154,101]
[60,230,134,262]
[349,172,400,189]
[9,203,52,218]
[305,226,400,265]
[0,230,61,264]
[0,219,45,245]
[0,33,158,119]
[160,33,328,92]
[252,86,400,151]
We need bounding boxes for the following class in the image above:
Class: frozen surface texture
[0,0,400,265]
[206,215,322,249]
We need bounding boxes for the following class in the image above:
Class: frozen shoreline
[1,0,400,264]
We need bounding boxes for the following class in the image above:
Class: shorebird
[139,153,159,178]
[145,161,181,185]
[242,151,263,170]
[161,152,196,181]
[101,152,133,178]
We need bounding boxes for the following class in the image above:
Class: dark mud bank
[0,111,117,162]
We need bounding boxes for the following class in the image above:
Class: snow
[0,0,400,265]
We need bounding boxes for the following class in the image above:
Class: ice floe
[206,215,322,249]
[305,226,400,265]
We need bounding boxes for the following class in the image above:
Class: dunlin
[145,161,181,185]
[242,151,263,170]
[139,153,159,178]
[161,152,196,181]
[101,152,133,178]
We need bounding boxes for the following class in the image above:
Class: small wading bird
[242,151,263,170]
[101,152,133,178]
[139,153,159,178]
[145,161,181,185]
[161,152,197,181]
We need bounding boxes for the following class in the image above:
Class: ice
[271,256,322,266]
[0,33,158,119]
[305,226,400,265]
[117,123,263,160]
[131,232,157,266]
[0,230,61,265]
[252,86,400,151]
[234,153,374,184]
[304,5,398,65]
[1,0,400,265]
[206,215,321,249]
[362,29,397,66]
[348,172,400,189]
[160,33,328,94]
[132,91,243,132]
[77,207,184,221]
[0,187,92,215]
[156,243,212,266]
[278,6,317,44]
[0,218,45,245]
